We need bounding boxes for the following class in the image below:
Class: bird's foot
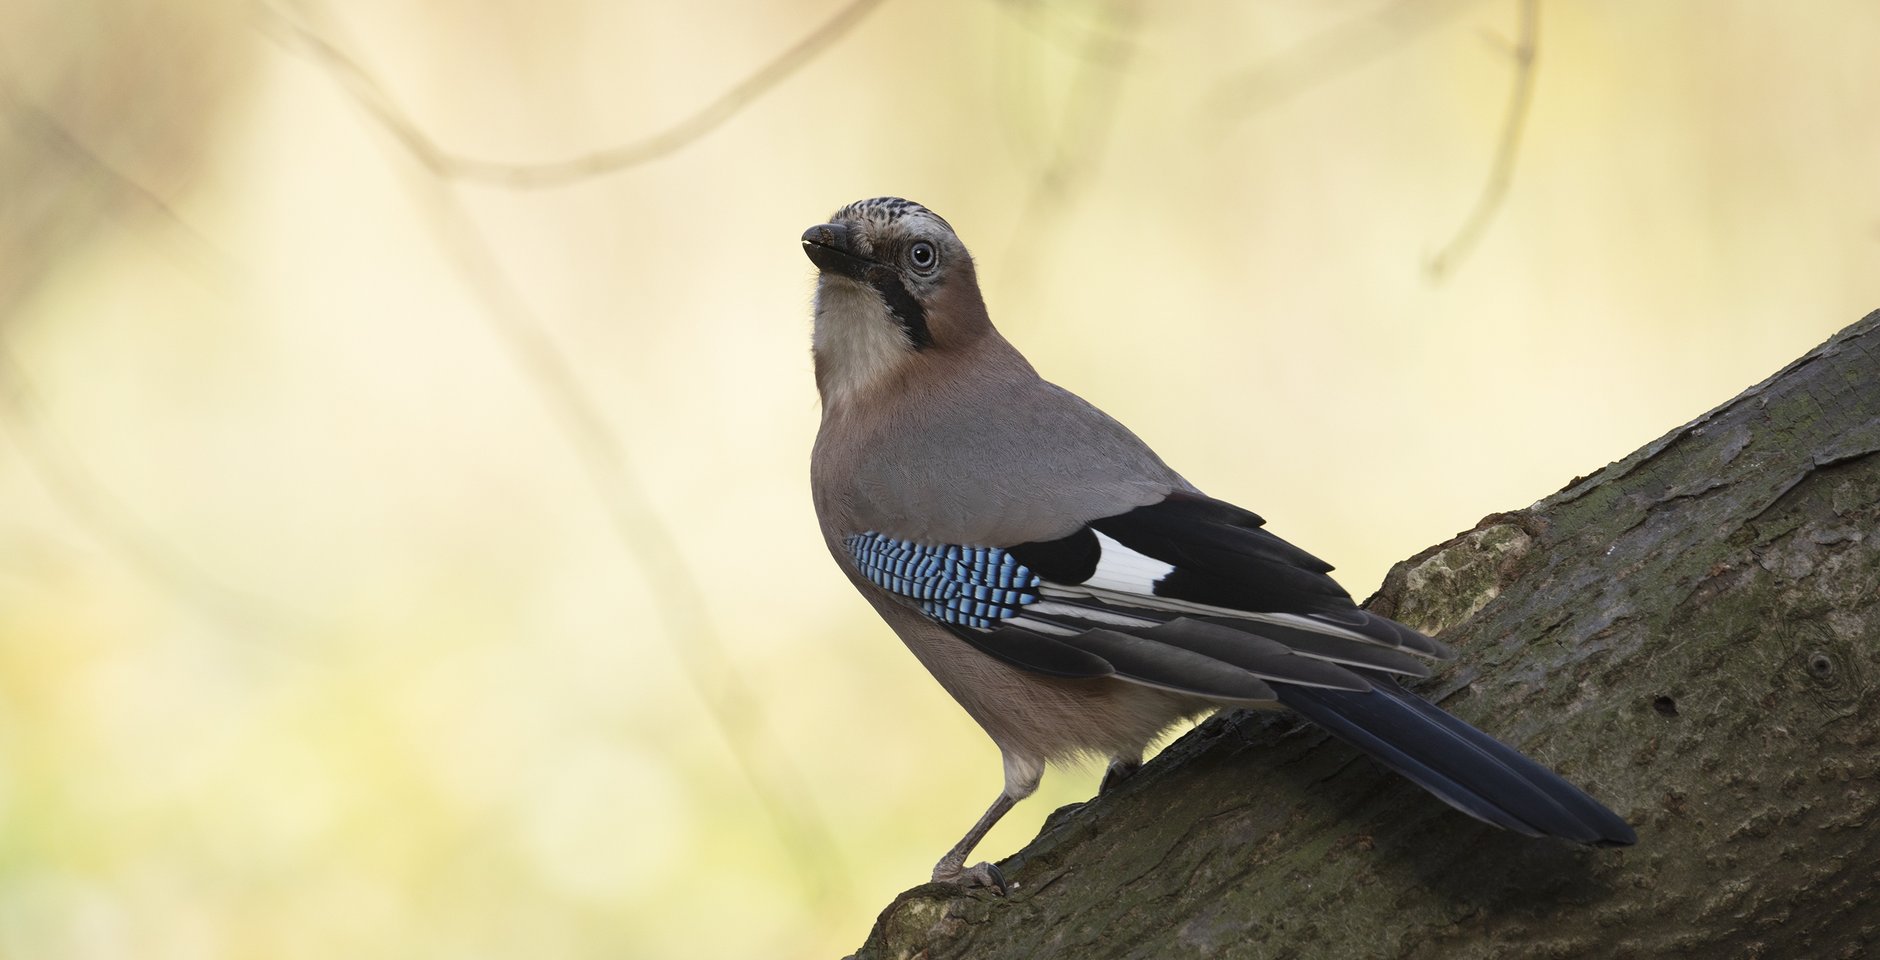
[932,858,1008,895]
[1099,758,1141,796]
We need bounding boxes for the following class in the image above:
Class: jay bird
[802,197,1635,893]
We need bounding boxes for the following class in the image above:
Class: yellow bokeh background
[1,1,1874,957]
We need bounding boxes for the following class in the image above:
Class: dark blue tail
[1276,676,1636,846]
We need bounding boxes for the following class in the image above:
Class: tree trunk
[849,311,1880,960]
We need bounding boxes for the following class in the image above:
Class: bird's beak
[802,222,872,280]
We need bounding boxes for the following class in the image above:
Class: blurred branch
[997,0,1140,292]
[0,81,297,640]
[989,0,1136,171]
[1427,0,1540,279]
[992,0,1133,59]
[0,78,239,284]
[263,0,847,903]
[990,13,1045,171]
[0,345,309,636]
[1205,0,1489,121]
[256,0,888,190]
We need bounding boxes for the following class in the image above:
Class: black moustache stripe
[865,266,932,349]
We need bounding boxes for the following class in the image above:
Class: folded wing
[844,493,1449,702]
[845,492,1636,846]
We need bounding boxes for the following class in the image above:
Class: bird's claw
[1099,759,1141,796]
[933,859,1008,895]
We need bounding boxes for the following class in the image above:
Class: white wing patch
[1005,615,1078,637]
[1086,531,1176,595]
[1042,585,1414,652]
[1028,531,1423,655]
[1025,600,1161,627]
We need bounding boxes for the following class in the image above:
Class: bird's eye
[908,241,937,272]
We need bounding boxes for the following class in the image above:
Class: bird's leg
[1099,752,1142,796]
[930,794,1016,893]
[931,753,1041,895]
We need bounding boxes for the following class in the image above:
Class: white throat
[813,279,915,410]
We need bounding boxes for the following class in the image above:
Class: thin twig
[256,0,889,189]
[1427,0,1540,279]
[1205,0,1490,122]
[263,0,846,902]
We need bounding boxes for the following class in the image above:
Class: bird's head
[802,197,992,407]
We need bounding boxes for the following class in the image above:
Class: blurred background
[0,0,1874,956]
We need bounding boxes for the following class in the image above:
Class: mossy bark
[850,311,1880,960]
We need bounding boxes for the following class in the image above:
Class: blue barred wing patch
[845,532,1040,629]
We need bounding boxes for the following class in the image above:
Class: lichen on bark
[849,311,1880,960]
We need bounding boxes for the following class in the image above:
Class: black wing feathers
[1141,619,1372,692]
[1089,496,1354,614]
[948,494,1448,696]
[953,625,1114,679]
[1005,526,1100,583]
[1278,677,1637,846]
[1194,616,1434,677]
[1066,628,1279,702]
